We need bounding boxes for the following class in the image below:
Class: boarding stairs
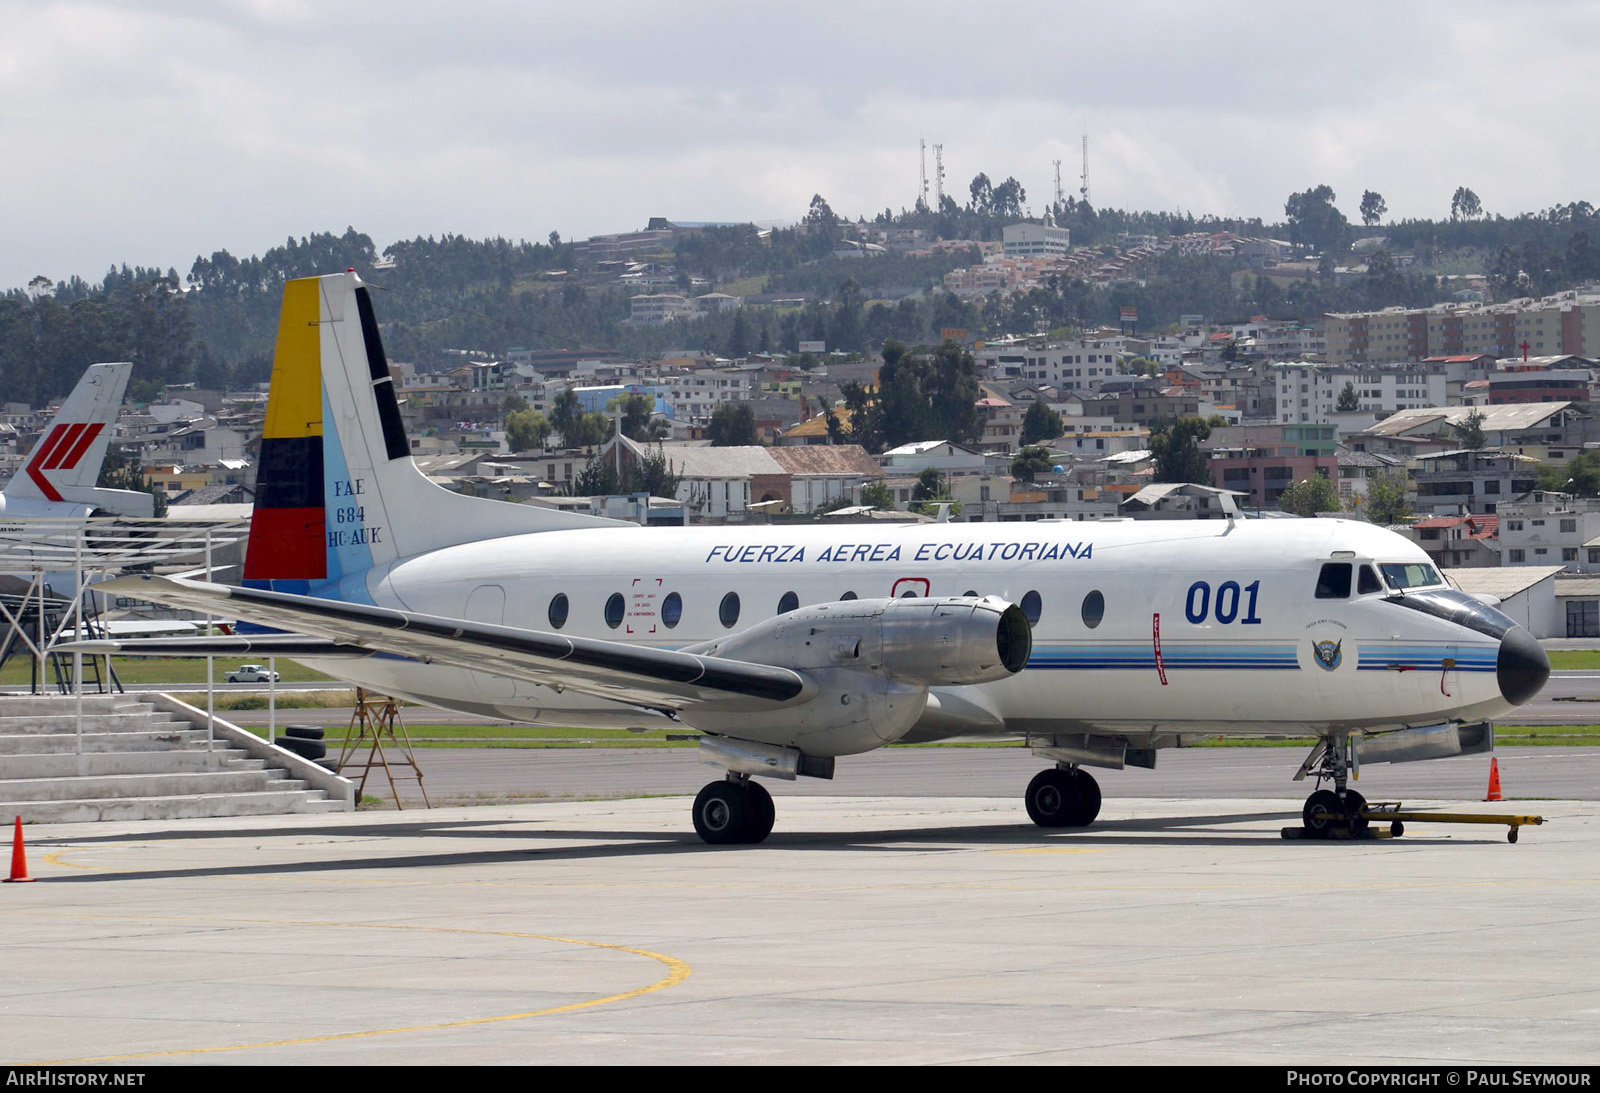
[0,693,351,822]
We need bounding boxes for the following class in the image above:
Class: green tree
[1150,417,1216,485]
[1020,399,1063,446]
[1011,445,1054,482]
[708,401,758,446]
[1277,473,1339,516]
[1364,470,1413,525]
[1451,186,1483,221]
[1359,190,1387,227]
[505,408,550,451]
[1284,184,1350,255]
[1537,452,1600,497]
[610,393,666,442]
[1450,409,1487,450]
[1337,380,1360,412]
[860,480,895,510]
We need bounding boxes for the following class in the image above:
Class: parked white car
[225,664,280,683]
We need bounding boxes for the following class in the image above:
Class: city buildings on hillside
[1324,291,1600,365]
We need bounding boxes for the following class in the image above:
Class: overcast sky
[2,0,1595,292]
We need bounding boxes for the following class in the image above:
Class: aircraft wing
[68,575,809,712]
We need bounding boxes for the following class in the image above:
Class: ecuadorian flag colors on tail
[243,278,326,591]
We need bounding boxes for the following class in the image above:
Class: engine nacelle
[688,595,1031,687]
[678,597,1031,757]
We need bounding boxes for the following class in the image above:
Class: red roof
[1411,514,1498,539]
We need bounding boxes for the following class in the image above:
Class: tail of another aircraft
[243,271,627,601]
[4,361,154,517]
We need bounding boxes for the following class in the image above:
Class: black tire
[1072,769,1102,826]
[741,781,775,844]
[1027,768,1098,828]
[1342,790,1368,837]
[1390,820,1405,838]
[692,782,747,845]
[284,726,324,741]
[1303,789,1342,836]
[277,736,326,761]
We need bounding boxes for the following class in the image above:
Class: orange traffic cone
[1485,758,1503,803]
[5,816,34,883]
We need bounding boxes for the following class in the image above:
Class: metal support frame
[335,688,430,809]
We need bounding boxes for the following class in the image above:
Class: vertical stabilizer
[4,361,152,516]
[243,272,628,600]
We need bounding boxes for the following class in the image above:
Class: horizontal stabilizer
[82,574,810,711]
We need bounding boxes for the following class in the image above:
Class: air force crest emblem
[1313,639,1343,671]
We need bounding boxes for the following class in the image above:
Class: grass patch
[214,689,356,711]
[1,656,338,687]
[1547,650,1600,669]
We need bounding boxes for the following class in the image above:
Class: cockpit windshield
[1380,562,1444,590]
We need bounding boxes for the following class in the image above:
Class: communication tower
[933,143,945,207]
[1079,133,1090,205]
[1053,159,1063,209]
[919,139,929,209]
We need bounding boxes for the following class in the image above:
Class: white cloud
[1,0,1596,288]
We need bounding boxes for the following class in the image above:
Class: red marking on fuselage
[1152,613,1168,686]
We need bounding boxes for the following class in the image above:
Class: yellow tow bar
[1362,802,1546,843]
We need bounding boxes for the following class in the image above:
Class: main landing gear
[692,774,776,846]
[1025,765,1102,828]
[1295,736,1368,840]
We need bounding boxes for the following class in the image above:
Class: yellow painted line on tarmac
[17,912,690,1064]
[41,848,139,872]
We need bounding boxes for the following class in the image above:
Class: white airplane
[0,361,155,526]
[73,273,1550,844]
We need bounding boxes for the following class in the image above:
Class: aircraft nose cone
[1497,626,1549,706]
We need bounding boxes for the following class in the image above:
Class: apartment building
[1325,291,1600,365]
[1274,362,1449,424]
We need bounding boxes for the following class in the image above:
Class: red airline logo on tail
[24,423,104,502]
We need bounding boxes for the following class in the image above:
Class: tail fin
[5,361,153,516]
[243,272,627,600]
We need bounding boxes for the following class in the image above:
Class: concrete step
[0,730,216,755]
[1,750,261,779]
[0,713,188,734]
[0,696,151,716]
[0,770,292,803]
[0,789,345,823]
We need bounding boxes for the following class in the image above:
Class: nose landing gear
[1294,736,1369,839]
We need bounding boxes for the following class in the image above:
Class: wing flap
[77,575,809,710]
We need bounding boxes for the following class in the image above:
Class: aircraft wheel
[1343,790,1369,837]
[1073,769,1102,826]
[1025,768,1100,828]
[1302,789,1342,838]
[693,781,747,845]
[741,781,775,845]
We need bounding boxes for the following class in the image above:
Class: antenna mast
[1053,159,1063,210]
[933,143,945,207]
[919,139,929,210]
[1079,133,1090,205]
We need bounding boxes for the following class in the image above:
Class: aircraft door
[464,584,514,698]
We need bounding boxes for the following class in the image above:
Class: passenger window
[1020,590,1042,627]
[1358,566,1382,595]
[1081,590,1104,628]
[661,591,682,628]
[719,592,741,628]
[604,592,625,628]
[1315,563,1352,599]
[548,593,569,630]
[777,591,799,615]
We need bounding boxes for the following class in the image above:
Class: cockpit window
[1358,565,1383,595]
[1315,562,1352,599]
[1380,563,1444,590]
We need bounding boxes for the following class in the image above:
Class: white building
[630,294,696,326]
[1001,213,1071,258]
[976,338,1125,392]
[1275,363,1450,424]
